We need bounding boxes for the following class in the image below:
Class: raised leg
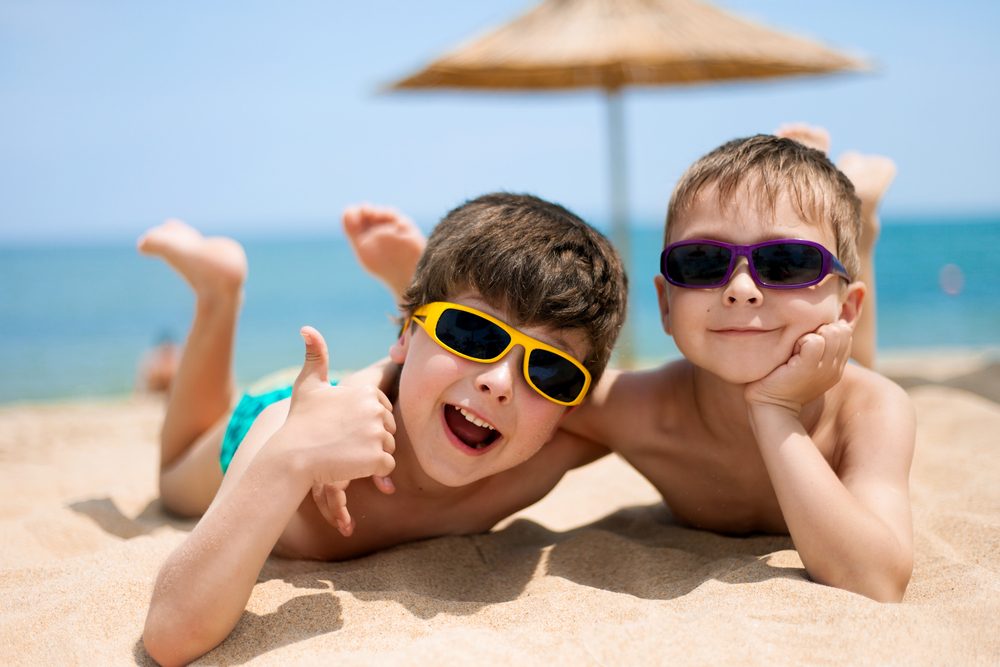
[137,219,248,515]
[343,203,426,301]
[775,124,896,369]
[836,151,897,369]
[774,122,831,153]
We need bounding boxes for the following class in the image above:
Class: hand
[276,326,396,495]
[311,475,396,537]
[744,321,853,415]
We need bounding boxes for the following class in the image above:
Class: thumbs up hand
[277,327,396,533]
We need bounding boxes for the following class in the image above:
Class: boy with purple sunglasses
[569,134,915,602]
[351,131,914,602]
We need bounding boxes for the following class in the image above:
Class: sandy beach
[1,359,998,666]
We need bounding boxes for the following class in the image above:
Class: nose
[475,347,520,404]
[723,257,763,305]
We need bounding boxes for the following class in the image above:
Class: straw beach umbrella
[389,0,868,366]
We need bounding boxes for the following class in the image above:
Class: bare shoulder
[836,363,914,425]
[832,364,916,475]
[564,359,694,450]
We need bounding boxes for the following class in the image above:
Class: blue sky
[1,0,998,244]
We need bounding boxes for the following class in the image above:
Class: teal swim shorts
[219,381,337,475]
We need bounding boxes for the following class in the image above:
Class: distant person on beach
[135,332,182,396]
[138,194,627,666]
[346,128,914,602]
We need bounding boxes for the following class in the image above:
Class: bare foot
[343,203,426,299]
[836,151,897,252]
[137,219,247,299]
[775,122,831,154]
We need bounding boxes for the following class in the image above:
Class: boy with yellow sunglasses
[140,193,627,666]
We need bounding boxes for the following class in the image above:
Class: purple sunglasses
[660,239,851,290]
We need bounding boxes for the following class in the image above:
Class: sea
[2,215,998,404]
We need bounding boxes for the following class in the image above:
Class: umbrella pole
[607,88,635,369]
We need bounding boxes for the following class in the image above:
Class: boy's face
[656,185,862,384]
[390,292,588,488]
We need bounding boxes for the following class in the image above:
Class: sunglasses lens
[752,244,823,286]
[436,308,511,359]
[527,349,587,403]
[666,244,732,286]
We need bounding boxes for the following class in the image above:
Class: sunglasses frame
[660,238,852,290]
[410,301,592,406]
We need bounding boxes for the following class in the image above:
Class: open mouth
[444,405,500,450]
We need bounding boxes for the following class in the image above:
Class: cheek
[665,291,709,341]
[518,398,566,448]
[784,292,842,334]
[397,349,460,411]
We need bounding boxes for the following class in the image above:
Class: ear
[389,329,410,364]
[654,274,672,336]
[838,281,866,330]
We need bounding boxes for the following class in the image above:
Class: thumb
[295,326,330,389]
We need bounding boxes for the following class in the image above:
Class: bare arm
[143,328,396,667]
[745,324,915,602]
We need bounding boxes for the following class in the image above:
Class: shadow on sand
[148,503,804,665]
[69,497,197,539]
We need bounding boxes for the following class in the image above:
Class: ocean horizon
[2,215,998,404]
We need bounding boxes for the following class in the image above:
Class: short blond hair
[665,135,862,282]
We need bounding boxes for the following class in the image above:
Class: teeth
[459,407,495,430]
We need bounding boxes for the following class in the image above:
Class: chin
[419,457,488,488]
[680,346,782,386]
[723,370,773,385]
[709,358,784,385]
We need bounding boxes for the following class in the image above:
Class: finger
[312,484,339,528]
[373,475,395,495]
[374,452,396,479]
[378,426,396,457]
[829,323,853,369]
[796,333,825,365]
[295,326,330,388]
[817,323,850,366]
[335,504,354,537]
[315,483,354,536]
[375,387,393,412]
[382,406,396,442]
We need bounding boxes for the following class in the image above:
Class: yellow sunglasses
[410,302,592,406]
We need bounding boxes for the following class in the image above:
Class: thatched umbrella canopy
[389,0,869,365]
[392,0,867,90]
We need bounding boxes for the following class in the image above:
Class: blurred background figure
[137,331,182,396]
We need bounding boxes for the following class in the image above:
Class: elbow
[143,605,220,667]
[859,573,908,603]
[868,550,913,603]
[868,557,912,603]
[811,556,912,603]
[142,623,184,667]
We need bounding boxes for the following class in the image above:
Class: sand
[1,363,999,666]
